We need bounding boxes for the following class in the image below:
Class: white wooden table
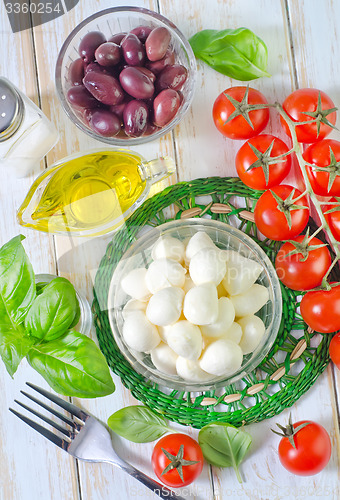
[1,1,340,499]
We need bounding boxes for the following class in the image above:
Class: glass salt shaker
[0,77,59,177]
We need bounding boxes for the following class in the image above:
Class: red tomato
[212,86,269,140]
[300,283,340,333]
[152,433,203,488]
[324,198,340,241]
[280,88,337,143]
[275,236,331,291]
[329,332,340,369]
[254,185,309,241]
[303,139,340,196]
[236,134,292,190]
[278,420,331,476]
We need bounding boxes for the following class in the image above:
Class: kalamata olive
[79,31,106,63]
[153,88,180,127]
[134,66,156,84]
[130,25,152,42]
[119,67,154,99]
[145,123,161,136]
[145,27,171,62]
[83,72,124,105]
[123,100,149,137]
[67,85,99,109]
[109,102,128,120]
[108,32,127,45]
[68,58,84,86]
[121,33,146,66]
[146,49,175,74]
[84,62,109,75]
[156,64,188,92]
[89,110,121,137]
[95,42,121,67]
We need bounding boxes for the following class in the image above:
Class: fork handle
[119,463,186,499]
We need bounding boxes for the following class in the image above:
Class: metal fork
[10,383,186,500]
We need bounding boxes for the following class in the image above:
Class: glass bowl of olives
[55,6,196,145]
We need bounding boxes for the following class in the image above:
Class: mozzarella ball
[238,315,266,354]
[122,311,160,352]
[146,287,184,326]
[150,342,178,375]
[176,357,212,382]
[158,325,172,343]
[183,275,195,294]
[230,284,269,317]
[122,299,147,319]
[151,236,185,262]
[121,267,150,301]
[199,339,243,376]
[185,231,217,261]
[221,250,263,296]
[189,248,226,286]
[145,258,186,294]
[221,322,243,344]
[183,283,218,325]
[201,297,235,338]
[166,320,202,360]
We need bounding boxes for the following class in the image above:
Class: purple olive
[121,33,145,66]
[67,85,99,109]
[123,100,149,137]
[85,62,110,74]
[130,25,152,42]
[146,49,175,75]
[153,88,180,127]
[68,58,84,86]
[108,32,127,45]
[89,110,121,137]
[95,42,121,67]
[109,101,128,120]
[145,27,171,62]
[83,72,125,105]
[119,66,154,99]
[156,64,188,92]
[134,66,156,84]
[79,31,106,63]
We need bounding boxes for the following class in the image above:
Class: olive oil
[17,151,147,234]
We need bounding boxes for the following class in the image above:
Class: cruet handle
[143,156,176,185]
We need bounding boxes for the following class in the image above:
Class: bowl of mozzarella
[108,218,282,391]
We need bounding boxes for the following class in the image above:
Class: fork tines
[9,382,89,450]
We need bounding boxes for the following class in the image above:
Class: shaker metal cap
[0,78,23,140]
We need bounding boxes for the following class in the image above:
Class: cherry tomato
[277,419,331,476]
[236,134,292,190]
[275,235,331,291]
[303,139,340,196]
[254,185,309,241]
[329,332,340,369]
[280,88,337,143]
[300,283,340,333]
[212,86,269,140]
[152,433,203,488]
[324,198,340,241]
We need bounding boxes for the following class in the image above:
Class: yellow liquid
[17,151,147,234]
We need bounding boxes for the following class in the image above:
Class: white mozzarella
[146,287,184,326]
[185,231,217,261]
[201,297,235,338]
[122,311,160,352]
[145,259,186,294]
[122,299,147,319]
[166,320,202,360]
[183,283,219,325]
[150,342,178,375]
[199,339,243,376]
[176,357,212,382]
[151,236,185,262]
[189,248,226,286]
[221,250,263,296]
[238,315,266,354]
[121,267,150,301]
[220,322,243,344]
[230,284,269,317]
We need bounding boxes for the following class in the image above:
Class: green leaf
[198,422,252,483]
[107,406,171,443]
[27,330,115,398]
[25,277,80,341]
[189,28,270,81]
[0,328,35,377]
[0,235,36,325]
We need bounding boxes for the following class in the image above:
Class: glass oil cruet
[17,149,176,237]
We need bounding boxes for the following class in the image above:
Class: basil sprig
[189,27,270,81]
[0,235,115,398]
[198,422,252,483]
[108,406,173,443]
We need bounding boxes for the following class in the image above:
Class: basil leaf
[25,278,79,341]
[198,422,252,483]
[0,328,34,377]
[108,406,171,443]
[27,330,115,398]
[189,28,270,81]
[0,235,36,325]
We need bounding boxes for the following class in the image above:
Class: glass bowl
[35,274,92,337]
[55,6,197,146]
[107,219,282,391]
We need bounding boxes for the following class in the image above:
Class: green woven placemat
[93,177,332,428]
